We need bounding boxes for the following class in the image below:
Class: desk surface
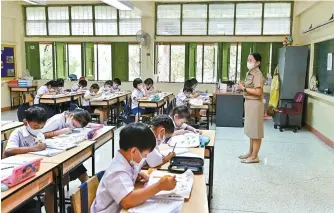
[1,121,24,132]
[121,171,208,213]
[1,162,57,200]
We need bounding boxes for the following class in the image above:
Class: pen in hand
[172,142,177,153]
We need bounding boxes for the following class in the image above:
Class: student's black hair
[78,80,88,87]
[119,122,156,152]
[113,78,122,85]
[144,78,154,86]
[183,86,194,93]
[56,78,64,87]
[104,80,113,86]
[170,105,190,119]
[45,80,58,87]
[184,80,192,87]
[250,52,262,69]
[190,78,198,86]
[133,78,143,88]
[70,108,91,127]
[24,106,48,123]
[151,115,175,134]
[90,83,100,90]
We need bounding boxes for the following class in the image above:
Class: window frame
[155,1,293,36]
[196,43,217,83]
[24,4,141,37]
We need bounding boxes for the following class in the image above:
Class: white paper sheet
[29,148,64,157]
[160,148,188,156]
[168,133,200,148]
[128,198,184,213]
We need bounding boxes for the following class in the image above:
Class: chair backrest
[71,171,105,213]
[23,93,35,105]
[1,141,8,159]
[292,92,305,113]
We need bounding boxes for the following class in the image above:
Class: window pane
[196,45,203,82]
[40,44,53,80]
[171,45,185,82]
[71,6,93,35]
[237,44,241,82]
[229,44,237,81]
[94,44,112,81]
[157,5,181,35]
[129,45,141,81]
[26,7,47,35]
[48,7,70,35]
[157,45,170,82]
[68,44,82,77]
[209,4,234,35]
[119,11,141,35]
[203,45,215,83]
[95,6,117,35]
[235,3,262,35]
[263,3,291,35]
[182,4,207,35]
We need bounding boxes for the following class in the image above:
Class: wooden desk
[202,130,216,208]
[121,171,209,213]
[9,86,37,110]
[189,104,210,130]
[1,121,24,140]
[1,162,57,213]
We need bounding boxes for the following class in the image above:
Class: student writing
[170,106,201,136]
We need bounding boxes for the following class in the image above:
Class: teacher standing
[238,53,264,164]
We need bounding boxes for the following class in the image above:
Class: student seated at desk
[90,123,176,213]
[144,78,160,96]
[131,78,150,122]
[98,80,113,94]
[34,80,58,105]
[146,115,176,167]
[83,84,107,124]
[170,106,201,136]
[112,78,122,92]
[190,77,207,95]
[56,78,65,93]
[176,87,194,107]
[5,107,55,213]
[42,109,91,183]
[71,79,88,92]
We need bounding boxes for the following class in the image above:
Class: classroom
[1,0,334,213]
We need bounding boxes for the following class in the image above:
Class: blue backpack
[120,104,135,125]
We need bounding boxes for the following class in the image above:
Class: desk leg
[92,148,95,176]
[207,108,210,130]
[206,146,214,209]
[58,165,65,213]
[53,169,58,213]
[116,102,120,128]
[10,91,13,110]
[112,135,115,158]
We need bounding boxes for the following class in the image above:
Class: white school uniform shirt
[131,89,144,109]
[41,112,67,133]
[71,83,87,92]
[90,151,141,213]
[82,90,92,107]
[146,141,163,167]
[176,91,188,107]
[34,85,49,105]
[6,126,45,150]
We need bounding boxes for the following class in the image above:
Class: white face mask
[26,124,42,137]
[157,131,166,145]
[247,62,256,70]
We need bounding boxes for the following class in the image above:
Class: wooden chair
[1,140,8,159]
[68,171,105,213]
[23,93,35,105]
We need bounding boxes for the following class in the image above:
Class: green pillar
[112,42,129,81]
[84,43,95,80]
[55,42,66,79]
[25,42,41,80]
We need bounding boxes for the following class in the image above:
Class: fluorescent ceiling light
[101,0,134,11]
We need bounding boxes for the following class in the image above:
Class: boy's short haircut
[133,78,143,88]
[25,106,48,123]
[184,80,192,87]
[151,115,175,134]
[91,83,100,90]
[105,80,113,86]
[113,78,122,85]
[70,108,91,127]
[119,123,156,152]
[79,80,88,87]
[190,78,198,85]
[46,80,58,87]
[171,106,190,119]
[144,78,154,86]
[56,78,64,87]
[183,87,194,93]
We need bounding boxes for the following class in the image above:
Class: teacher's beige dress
[243,68,264,139]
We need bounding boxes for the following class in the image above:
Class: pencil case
[168,156,204,174]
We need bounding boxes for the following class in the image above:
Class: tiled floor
[2,110,334,213]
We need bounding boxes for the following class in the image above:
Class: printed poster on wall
[1,45,16,79]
